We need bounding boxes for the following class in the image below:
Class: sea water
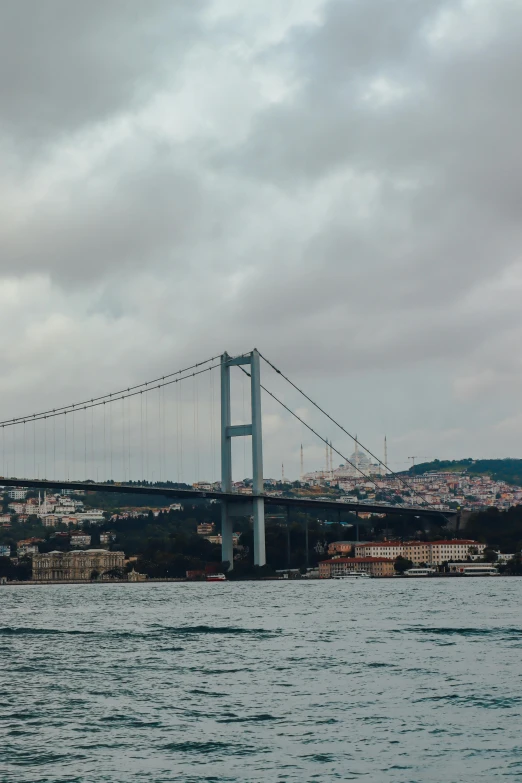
[1,578,521,782]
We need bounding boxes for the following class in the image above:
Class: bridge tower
[221,349,265,569]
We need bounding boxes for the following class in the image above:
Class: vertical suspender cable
[193,375,197,482]
[145,389,149,482]
[122,397,126,483]
[53,416,56,479]
[84,407,87,480]
[140,393,144,482]
[157,386,162,483]
[127,396,131,483]
[33,419,36,479]
[209,369,214,483]
[196,375,200,482]
[23,421,26,478]
[109,398,113,480]
[162,385,165,482]
[64,413,67,481]
[242,370,246,479]
[175,381,179,484]
[91,404,94,481]
[103,403,107,482]
[72,409,75,481]
[44,418,47,479]
[179,380,183,484]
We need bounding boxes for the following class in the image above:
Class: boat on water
[332,572,371,580]
[460,566,499,576]
[404,567,437,577]
[206,573,227,582]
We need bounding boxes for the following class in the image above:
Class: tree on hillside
[394,556,413,574]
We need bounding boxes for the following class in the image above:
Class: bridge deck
[0,477,446,519]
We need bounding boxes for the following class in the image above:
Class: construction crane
[408,456,418,475]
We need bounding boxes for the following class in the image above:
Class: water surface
[1,579,521,782]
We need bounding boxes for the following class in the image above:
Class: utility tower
[221,350,265,568]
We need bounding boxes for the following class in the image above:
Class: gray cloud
[1,0,522,478]
[0,0,206,146]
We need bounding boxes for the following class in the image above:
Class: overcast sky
[1,0,522,482]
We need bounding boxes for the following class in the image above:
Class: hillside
[405,458,522,486]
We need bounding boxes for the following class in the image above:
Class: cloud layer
[1,0,522,480]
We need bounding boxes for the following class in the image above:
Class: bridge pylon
[221,350,265,569]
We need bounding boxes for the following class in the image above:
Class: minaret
[282,462,285,483]
[354,435,359,472]
[300,444,304,482]
[330,442,334,476]
[325,440,329,475]
[384,435,388,476]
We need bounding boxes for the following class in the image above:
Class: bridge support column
[221,353,233,569]
[220,349,265,569]
[250,349,265,567]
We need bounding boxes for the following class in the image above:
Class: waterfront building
[0,545,10,557]
[32,550,125,581]
[354,539,486,565]
[127,568,146,582]
[319,557,395,578]
[428,540,486,565]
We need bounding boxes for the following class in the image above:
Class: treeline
[465,506,522,553]
[405,458,522,486]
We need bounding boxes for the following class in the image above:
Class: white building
[17,543,39,557]
[70,534,91,548]
[8,488,28,500]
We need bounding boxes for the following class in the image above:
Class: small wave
[159,625,276,636]
[366,662,395,668]
[415,694,522,709]
[216,713,279,723]
[0,626,91,636]
[161,740,252,755]
[100,715,162,727]
[400,626,522,638]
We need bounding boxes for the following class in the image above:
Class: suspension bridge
[0,350,449,568]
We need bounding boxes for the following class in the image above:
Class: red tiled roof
[319,557,394,564]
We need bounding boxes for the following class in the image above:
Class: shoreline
[1,574,519,586]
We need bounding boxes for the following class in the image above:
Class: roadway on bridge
[0,477,447,519]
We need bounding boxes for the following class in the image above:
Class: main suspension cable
[258,352,442,513]
[239,364,448,522]
[0,354,222,427]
